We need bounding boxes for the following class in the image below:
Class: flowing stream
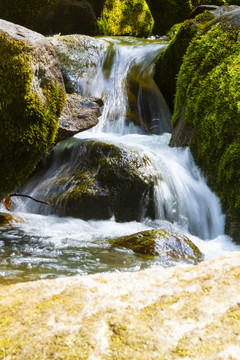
[0,37,238,284]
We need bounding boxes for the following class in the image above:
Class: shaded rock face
[0,0,103,36]
[34,0,97,35]
[56,93,101,142]
[0,252,240,359]
[109,228,203,265]
[22,139,159,221]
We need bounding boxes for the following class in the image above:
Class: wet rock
[56,93,101,142]
[109,228,203,264]
[49,34,107,93]
[0,252,240,359]
[0,213,24,227]
[21,139,160,221]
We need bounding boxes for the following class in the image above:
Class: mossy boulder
[110,228,203,264]
[171,8,240,241]
[0,20,65,195]
[22,139,160,221]
[0,0,100,36]
[97,0,154,37]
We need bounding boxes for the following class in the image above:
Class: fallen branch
[10,193,50,206]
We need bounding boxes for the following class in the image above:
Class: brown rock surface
[56,93,101,142]
[0,252,240,359]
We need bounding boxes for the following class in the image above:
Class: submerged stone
[109,228,203,264]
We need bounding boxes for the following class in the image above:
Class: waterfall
[1,36,238,284]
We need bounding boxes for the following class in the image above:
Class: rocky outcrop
[56,94,102,142]
[170,7,240,242]
[109,228,203,264]
[0,252,240,359]
[0,19,65,195]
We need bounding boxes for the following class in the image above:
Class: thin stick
[10,193,50,206]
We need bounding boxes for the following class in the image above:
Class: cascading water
[0,36,238,284]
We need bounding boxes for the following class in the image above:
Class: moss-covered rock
[155,11,215,111]
[0,20,65,195]
[109,228,203,264]
[22,138,160,221]
[171,9,240,241]
[97,0,154,37]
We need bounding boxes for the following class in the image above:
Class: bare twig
[10,193,50,206]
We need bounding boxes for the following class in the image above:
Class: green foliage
[97,0,154,37]
[0,34,65,194]
[172,22,240,221]
[0,0,60,28]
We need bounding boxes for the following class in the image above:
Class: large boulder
[0,0,103,36]
[0,252,240,359]
[170,8,240,241]
[97,0,154,37]
[21,139,160,221]
[0,19,65,196]
[109,228,203,264]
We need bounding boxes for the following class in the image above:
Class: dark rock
[21,139,160,222]
[34,0,97,35]
[169,103,196,147]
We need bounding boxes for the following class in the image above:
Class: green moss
[97,0,154,37]
[0,0,60,28]
[172,21,240,222]
[0,33,65,194]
